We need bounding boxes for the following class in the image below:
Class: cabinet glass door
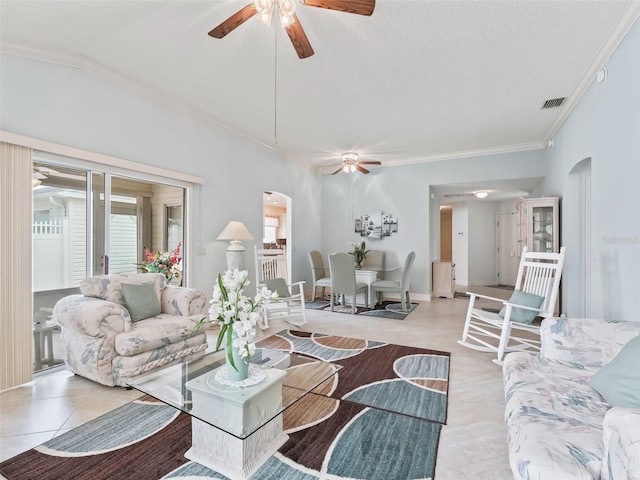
[531,206,554,253]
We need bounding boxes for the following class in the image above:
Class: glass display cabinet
[516,197,560,255]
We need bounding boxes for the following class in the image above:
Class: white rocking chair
[458,246,566,364]
[254,247,307,329]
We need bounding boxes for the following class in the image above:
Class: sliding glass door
[32,158,186,372]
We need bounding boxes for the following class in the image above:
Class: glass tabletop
[127,348,341,439]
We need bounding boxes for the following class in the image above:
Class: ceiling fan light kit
[254,0,297,28]
[330,152,382,175]
[209,0,375,59]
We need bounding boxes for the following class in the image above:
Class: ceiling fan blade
[331,166,344,175]
[302,0,375,16]
[285,14,315,59]
[358,161,382,166]
[208,4,258,39]
[356,165,370,174]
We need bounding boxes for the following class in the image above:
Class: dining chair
[328,252,368,314]
[371,251,416,312]
[362,250,385,279]
[308,250,332,301]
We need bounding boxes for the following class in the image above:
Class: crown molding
[541,2,640,145]
[317,141,545,174]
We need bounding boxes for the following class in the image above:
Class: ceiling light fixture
[255,0,296,28]
[475,191,488,199]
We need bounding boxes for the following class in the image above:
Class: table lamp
[217,221,254,271]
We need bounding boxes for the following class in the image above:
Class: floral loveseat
[53,273,208,387]
[503,317,640,480]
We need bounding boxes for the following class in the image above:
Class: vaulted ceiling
[1,1,639,174]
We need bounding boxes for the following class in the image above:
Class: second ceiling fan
[208,0,375,59]
[331,152,381,175]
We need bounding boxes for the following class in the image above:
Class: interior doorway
[496,211,518,286]
[262,191,292,280]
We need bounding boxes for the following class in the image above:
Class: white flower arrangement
[203,269,275,371]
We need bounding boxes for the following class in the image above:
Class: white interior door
[497,211,518,286]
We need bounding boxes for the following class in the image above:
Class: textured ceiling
[1,0,639,176]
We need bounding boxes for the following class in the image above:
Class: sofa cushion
[81,273,165,306]
[590,335,640,408]
[504,352,610,480]
[499,289,544,324]
[114,314,204,356]
[121,282,162,321]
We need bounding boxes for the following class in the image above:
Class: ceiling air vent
[541,97,566,109]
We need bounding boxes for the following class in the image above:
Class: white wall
[451,203,468,287]
[1,53,323,296]
[534,19,640,320]
[467,201,497,285]
[320,150,548,297]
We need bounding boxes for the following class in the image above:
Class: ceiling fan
[32,165,59,186]
[208,0,376,59]
[331,152,381,175]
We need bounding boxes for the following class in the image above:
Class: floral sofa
[53,272,208,387]
[503,317,640,480]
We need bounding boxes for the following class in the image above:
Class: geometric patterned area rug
[306,300,418,320]
[257,330,450,424]
[0,331,450,480]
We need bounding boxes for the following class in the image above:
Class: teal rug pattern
[306,300,418,320]
[36,400,180,457]
[0,331,450,480]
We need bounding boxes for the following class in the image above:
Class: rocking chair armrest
[259,280,306,300]
[286,282,306,300]
[502,301,542,312]
[466,292,505,304]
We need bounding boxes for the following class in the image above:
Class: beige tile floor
[0,296,513,479]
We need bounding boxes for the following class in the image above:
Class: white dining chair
[328,252,368,314]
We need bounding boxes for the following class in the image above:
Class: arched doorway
[262,191,292,280]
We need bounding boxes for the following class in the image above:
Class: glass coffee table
[128,347,341,480]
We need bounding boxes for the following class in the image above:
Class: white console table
[185,367,288,480]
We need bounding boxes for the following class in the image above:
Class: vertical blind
[1,142,33,390]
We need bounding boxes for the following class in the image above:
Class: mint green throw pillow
[121,282,162,322]
[264,278,290,298]
[499,289,545,324]
[589,335,640,408]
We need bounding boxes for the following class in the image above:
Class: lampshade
[217,221,254,242]
[217,221,254,271]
